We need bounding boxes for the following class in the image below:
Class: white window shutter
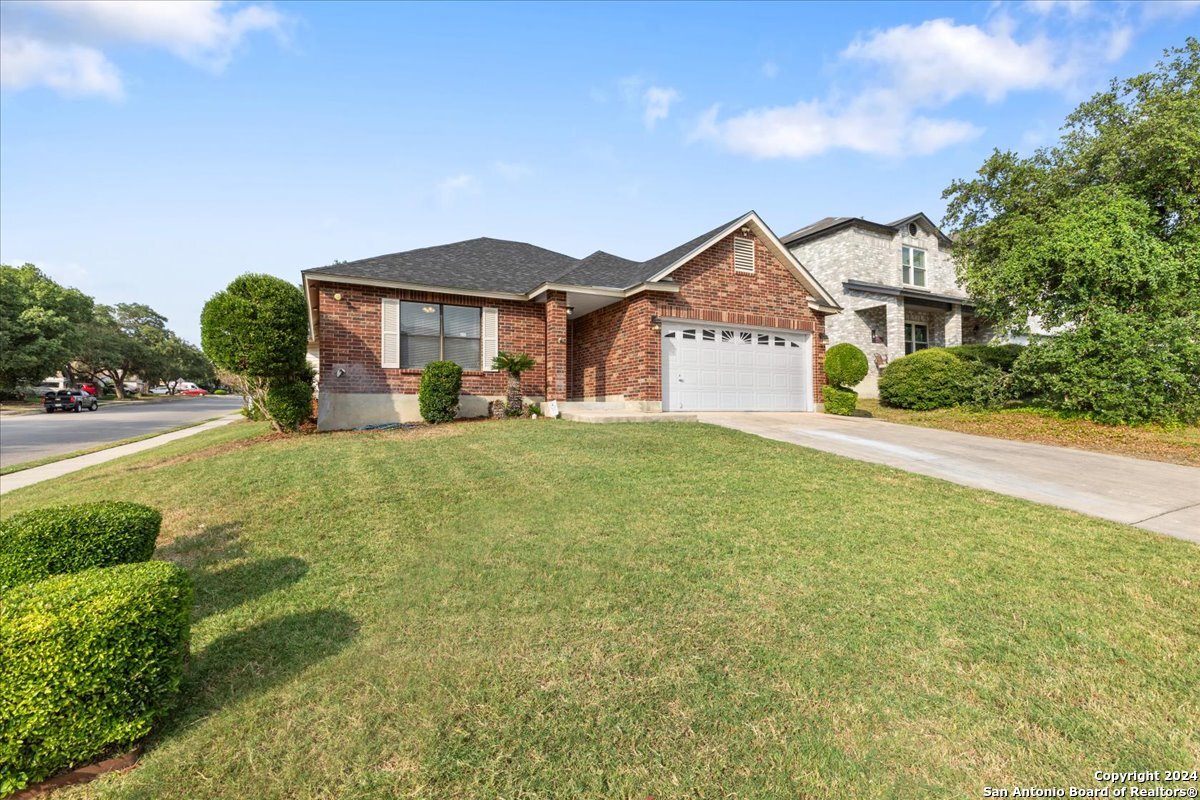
[481,307,499,371]
[381,298,400,368]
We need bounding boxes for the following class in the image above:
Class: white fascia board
[644,212,842,311]
[527,281,681,299]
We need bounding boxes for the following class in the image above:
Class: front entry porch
[829,287,989,398]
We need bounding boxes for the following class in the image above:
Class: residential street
[0,395,244,469]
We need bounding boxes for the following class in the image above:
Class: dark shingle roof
[304,237,579,295]
[783,212,951,246]
[304,213,752,294]
[551,212,749,289]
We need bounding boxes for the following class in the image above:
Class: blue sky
[1,0,1196,344]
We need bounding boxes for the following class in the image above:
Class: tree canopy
[0,265,94,390]
[942,38,1199,332]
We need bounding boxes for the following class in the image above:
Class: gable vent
[733,237,755,273]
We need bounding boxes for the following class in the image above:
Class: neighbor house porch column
[945,304,963,348]
[544,290,568,401]
[885,296,906,366]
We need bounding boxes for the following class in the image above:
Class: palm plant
[492,351,536,416]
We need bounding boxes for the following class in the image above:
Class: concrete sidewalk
[1,414,242,495]
[702,412,1200,544]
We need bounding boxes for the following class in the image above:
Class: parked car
[179,387,209,396]
[149,386,170,395]
[44,389,99,413]
[78,382,100,397]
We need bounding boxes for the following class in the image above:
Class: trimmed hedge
[0,502,161,592]
[265,377,313,431]
[824,385,857,416]
[825,343,869,389]
[419,361,463,424]
[879,348,980,410]
[0,561,193,795]
[947,343,1023,372]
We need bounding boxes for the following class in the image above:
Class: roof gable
[782,211,952,247]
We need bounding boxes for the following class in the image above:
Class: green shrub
[212,388,228,395]
[824,385,857,416]
[526,402,542,417]
[418,361,463,424]
[824,343,869,388]
[0,502,161,592]
[947,343,1024,372]
[879,348,980,410]
[0,561,193,795]
[1012,310,1200,425]
[264,376,313,431]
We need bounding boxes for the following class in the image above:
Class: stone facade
[787,216,987,398]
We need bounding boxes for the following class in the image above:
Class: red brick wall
[569,230,830,404]
[544,290,569,401]
[313,281,547,397]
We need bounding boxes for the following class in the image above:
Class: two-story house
[783,213,991,398]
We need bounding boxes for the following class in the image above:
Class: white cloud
[841,19,1068,103]
[0,36,122,98]
[1141,0,1200,20]
[692,92,981,159]
[693,12,1138,161]
[493,161,533,181]
[1023,0,1093,17]
[761,61,779,79]
[641,85,679,129]
[436,174,478,207]
[0,0,287,98]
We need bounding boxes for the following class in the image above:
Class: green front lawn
[857,399,1200,467]
[5,420,1197,799]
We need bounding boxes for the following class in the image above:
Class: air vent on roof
[734,237,755,273]
[908,222,919,236]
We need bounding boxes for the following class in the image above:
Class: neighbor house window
[399,302,481,370]
[902,246,926,287]
[904,323,928,355]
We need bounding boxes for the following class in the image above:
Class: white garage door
[662,322,812,411]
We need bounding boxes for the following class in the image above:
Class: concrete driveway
[702,412,1200,543]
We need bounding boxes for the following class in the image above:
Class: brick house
[782,213,992,398]
[302,212,841,430]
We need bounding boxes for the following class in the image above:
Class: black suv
[44,389,98,413]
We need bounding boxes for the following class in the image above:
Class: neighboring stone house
[301,212,841,430]
[783,213,990,398]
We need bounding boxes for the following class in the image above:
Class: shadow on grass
[157,522,246,569]
[190,557,309,623]
[170,609,359,731]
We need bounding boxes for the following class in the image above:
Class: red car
[78,382,100,396]
[179,388,209,396]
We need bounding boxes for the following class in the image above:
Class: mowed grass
[4,420,1197,799]
[857,399,1200,466]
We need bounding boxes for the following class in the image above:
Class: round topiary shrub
[824,343,869,388]
[418,361,463,423]
[824,385,857,416]
[0,502,162,592]
[879,348,980,410]
[0,561,193,796]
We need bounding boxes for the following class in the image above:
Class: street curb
[0,414,243,495]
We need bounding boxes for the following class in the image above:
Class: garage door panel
[664,323,810,412]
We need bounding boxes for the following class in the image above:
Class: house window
[904,323,928,355]
[902,246,926,287]
[733,237,755,273]
[399,302,481,370]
